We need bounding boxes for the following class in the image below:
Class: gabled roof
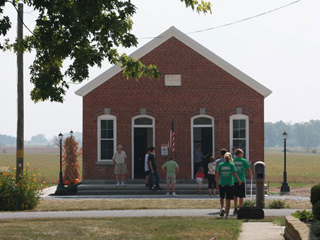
[75,26,272,98]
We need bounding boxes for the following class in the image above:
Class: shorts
[166,174,176,184]
[234,182,246,198]
[145,171,150,177]
[114,163,127,174]
[196,178,203,187]
[219,185,234,200]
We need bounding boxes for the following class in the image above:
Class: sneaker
[225,215,229,219]
[172,192,178,197]
[233,208,238,216]
[121,182,125,187]
[166,192,170,196]
[220,208,225,217]
[116,182,120,187]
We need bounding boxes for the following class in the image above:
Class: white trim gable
[75,26,272,98]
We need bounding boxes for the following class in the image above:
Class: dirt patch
[269,186,311,197]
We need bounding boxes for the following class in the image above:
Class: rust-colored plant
[60,136,82,184]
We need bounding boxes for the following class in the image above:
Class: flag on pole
[168,118,175,152]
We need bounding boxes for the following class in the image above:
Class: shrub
[267,199,289,209]
[311,220,320,238]
[0,165,43,211]
[313,201,320,220]
[243,200,256,207]
[311,184,320,206]
[291,210,314,222]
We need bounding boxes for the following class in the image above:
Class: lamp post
[280,130,290,193]
[57,132,64,188]
[70,130,73,138]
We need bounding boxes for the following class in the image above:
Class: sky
[0,0,319,140]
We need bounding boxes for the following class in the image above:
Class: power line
[139,0,303,39]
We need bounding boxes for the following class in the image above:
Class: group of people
[112,144,252,219]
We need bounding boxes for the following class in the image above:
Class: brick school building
[75,26,272,181]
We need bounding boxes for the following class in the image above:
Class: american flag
[168,118,175,152]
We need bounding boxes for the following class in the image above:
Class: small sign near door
[161,144,168,156]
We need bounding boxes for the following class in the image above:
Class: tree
[0,0,211,102]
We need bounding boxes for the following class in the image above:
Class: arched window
[98,114,117,162]
[230,114,249,159]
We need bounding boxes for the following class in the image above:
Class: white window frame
[97,114,117,163]
[131,115,155,179]
[230,114,249,160]
[191,115,215,179]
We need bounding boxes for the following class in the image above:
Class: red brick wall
[82,37,265,180]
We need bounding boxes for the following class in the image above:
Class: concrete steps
[77,179,268,196]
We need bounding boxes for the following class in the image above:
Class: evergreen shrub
[311,184,320,206]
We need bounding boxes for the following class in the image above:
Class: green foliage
[311,184,320,206]
[311,220,320,238]
[313,201,320,221]
[0,0,211,103]
[0,165,43,211]
[243,200,256,207]
[291,210,314,222]
[267,199,289,209]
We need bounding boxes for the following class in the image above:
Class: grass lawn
[0,217,242,240]
[33,198,311,212]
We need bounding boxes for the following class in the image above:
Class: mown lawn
[0,217,241,240]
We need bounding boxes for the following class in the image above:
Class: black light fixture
[280,130,290,193]
[57,132,64,189]
[70,130,73,138]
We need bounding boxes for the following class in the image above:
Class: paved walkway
[238,222,285,240]
[0,208,301,219]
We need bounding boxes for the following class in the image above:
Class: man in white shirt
[145,148,151,187]
[112,144,127,187]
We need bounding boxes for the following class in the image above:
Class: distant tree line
[0,132,82,147]
[265,120,320,147]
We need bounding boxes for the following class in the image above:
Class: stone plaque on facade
[165,75,181,86]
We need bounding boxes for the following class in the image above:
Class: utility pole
[16,3,24,182]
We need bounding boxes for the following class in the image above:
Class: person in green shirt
[217,152,242,219]
[233,148,252,215]
[161,157,179,197]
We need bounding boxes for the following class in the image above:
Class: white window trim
[131,115,155,179]
[97,114,117,163]
[191,115,215,179]
[230,114,249,160]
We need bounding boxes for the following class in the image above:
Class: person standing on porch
[144,148,151,187]
[148,147,161,191]
[112,144,127,187]
[194,146,209,175]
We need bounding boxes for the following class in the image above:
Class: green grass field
[0,151,319,184]
[0,153,82,184]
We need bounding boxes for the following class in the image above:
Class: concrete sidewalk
[238,222,285,240]
[0,208,301,219]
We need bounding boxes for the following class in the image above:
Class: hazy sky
[1,0,319,140]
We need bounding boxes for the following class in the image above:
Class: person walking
[215,148,227,210]
[112,144,127,187]
[216,152,242,219]
[148,147,161,191]
[233,148,252,216]
[161,157,179,196]
[144,148,151,187]
[207,156,216,196]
